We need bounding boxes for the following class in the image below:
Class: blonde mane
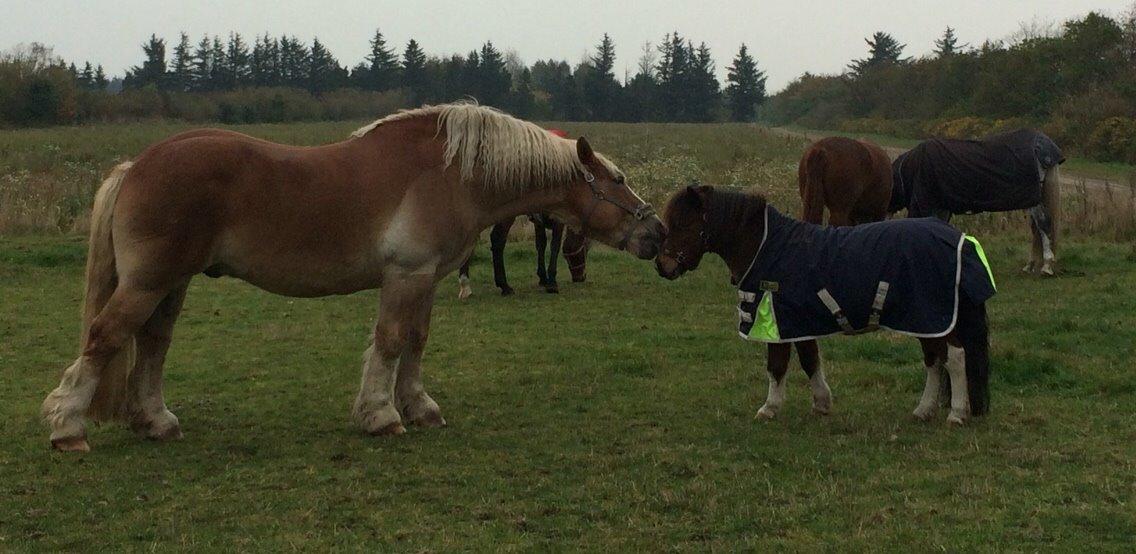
[351,102,619,191]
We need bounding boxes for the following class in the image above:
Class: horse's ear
[576,137,596,165]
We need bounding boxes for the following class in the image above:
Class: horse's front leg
[544,220,563,293]
[757,343,791,419]
[395,282,446,428]
[913,338,946,421]
[353,274,436,436]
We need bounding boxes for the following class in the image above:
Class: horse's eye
[616,176,625,185]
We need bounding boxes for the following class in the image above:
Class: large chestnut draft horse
[41,103,664,452]
[657,186,994,425]
[798,136,893,226]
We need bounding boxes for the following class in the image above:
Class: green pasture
[1,120,1135,550]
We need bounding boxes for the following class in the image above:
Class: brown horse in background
[40,103,663,452]
[798,136,893,226]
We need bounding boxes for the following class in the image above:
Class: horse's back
[799,137,892,223]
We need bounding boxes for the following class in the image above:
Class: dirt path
[772,127,1133,196]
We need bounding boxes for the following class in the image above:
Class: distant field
[2,121,1135,549]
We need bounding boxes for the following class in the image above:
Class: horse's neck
[708,203,767,283]
[476,186,565,230]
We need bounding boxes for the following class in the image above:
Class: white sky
[3,0,1133,92]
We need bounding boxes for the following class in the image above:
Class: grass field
[2,120,1136,550]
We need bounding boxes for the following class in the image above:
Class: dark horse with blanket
[656,185,996,424]
[891,129,1063,275]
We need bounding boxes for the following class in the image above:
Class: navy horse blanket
[891,129,1064,217]
[737,206,996,343]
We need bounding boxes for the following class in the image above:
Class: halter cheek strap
[577,170,655,248]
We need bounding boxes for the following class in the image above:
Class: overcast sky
[4,0,1133,92]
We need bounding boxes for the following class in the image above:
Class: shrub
[1086,117,1136,163]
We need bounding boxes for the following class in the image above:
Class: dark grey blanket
[890,129,1064,216]
[737,206,996,343]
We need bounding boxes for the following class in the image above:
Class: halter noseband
[661,212,710,272]
[577,170,656,249]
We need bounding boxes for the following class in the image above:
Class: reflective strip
[868,281,890,327]
[738,308,753,323]
[747,290,780,342]
[964,235,996,291]
[738,291,757,303]
[816,288,854,333]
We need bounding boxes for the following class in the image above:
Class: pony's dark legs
[490,218,515,296]
[534,219,548,286]
[757,343,792,419]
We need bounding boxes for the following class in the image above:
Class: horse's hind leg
[943,343,970,425]
[757,343,791,419]
[42,286,167,451]
[1029,205,1057,276]
[795,340,831,415]
[913,338,947,421]
[534,219,549,287]
[1024,211,1043,274]
[125,282,189,441]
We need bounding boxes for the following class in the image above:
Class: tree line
[0,30,768,127]
[760,9,1136,163]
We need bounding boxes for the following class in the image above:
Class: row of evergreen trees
[108,30,767,123]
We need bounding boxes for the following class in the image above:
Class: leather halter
[661,212,710,272]
[576,170,655,250]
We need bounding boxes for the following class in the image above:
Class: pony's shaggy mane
[352,102,619,191]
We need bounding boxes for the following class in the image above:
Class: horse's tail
[799,147,827,224]
[956,298,990,416]
[83,162,136,422]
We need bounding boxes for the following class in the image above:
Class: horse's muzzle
[629,218,665,260]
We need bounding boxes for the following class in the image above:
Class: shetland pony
[656,185,993,424]
[41,103,663,452]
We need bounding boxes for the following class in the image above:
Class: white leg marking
[945,346,969,425]
[457,274,472,300]
[912,361,942,421]
[1039,231,1055,276]
[810,366,832,415]
[41,357,100,441]
[352,344,403,434]
[757,373,786,419]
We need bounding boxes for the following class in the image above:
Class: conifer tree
[725,43,767,121]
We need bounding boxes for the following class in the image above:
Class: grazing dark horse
[891,129,1063,275]
[457,216,590,298]
[799,136,893,226]
[40,103,664,452]
[657,185,995,424]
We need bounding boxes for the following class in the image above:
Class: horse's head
[655,184,712,280]
[556,137,665,260]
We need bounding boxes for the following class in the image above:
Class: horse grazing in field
[890,129,1064,275]
[41,103,664,452]
[656,185,995,424]
[798,136,893,226]
[457,215,589,298]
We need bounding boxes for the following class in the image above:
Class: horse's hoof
[150,424,183,442]
[458,286,473,300]
[571,275,586,283]
[812,405,831,416]
[544,284,560,294]
[1021,263,1036,274]
[499,287,515,296]
[912,408,935,422]
[1040,266,1055,277]
[51,436,90,453]
[946,414,967,426]
[755,406,777,420]
[369,422,406,436]
[409,411,447,429]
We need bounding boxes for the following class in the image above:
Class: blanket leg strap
[816,288,855,334]
[867,281,890,330]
